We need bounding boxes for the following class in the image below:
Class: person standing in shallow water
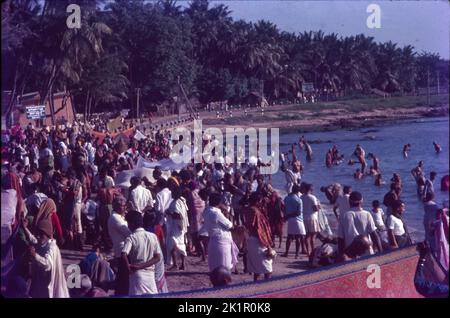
[403,144,411,158]
[325,149,333,168]
[411,161,425,196]
[433,141,441,154]
[353,144,366,174]
[301,139,313,162]
[280,144,303,194]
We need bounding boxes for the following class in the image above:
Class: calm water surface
[271,117,449,240]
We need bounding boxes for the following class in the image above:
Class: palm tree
[157,0,182,17]
[78,53,129,119]
[339,35,377,93]
[373,41,402,92]
[33,0,111,124]
[2,0,41,122]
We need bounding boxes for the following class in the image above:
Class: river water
[270,117,449,241]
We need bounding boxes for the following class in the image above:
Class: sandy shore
[60,204,338,294]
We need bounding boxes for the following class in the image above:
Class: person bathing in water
[325,149,333,168]
[301,140,313,162]
[433,141,441,154]
[403,144,411,158]
[375,174,385,186]
[281,144,303,193]
[369,166,378,176]
[367,153,380,175]
[354,169,363,180]
[411,161,426,196]
[353,144,366,174]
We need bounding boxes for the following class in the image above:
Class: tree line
[2,0,449,117]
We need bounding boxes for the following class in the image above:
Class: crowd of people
[1,119,448,298]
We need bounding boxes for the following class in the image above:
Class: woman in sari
[266,185,285,248]
[32,198,63,245]
[244,193,275,281]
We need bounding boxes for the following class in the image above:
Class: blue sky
[205,0,449,59]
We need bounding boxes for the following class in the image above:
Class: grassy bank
[202,94,449,132]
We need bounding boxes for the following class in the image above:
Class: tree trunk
[84,89,90,122]
[88,95,94,120]
[48,85,55,126]
[89,98,96,120]
[6,63,19,127]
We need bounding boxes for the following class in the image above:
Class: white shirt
[338,208,377,254]
[58,141,68,155]
[108,213,132,258]
[285,169,301,193]
[167,197,189,236]
[155,188,173,215]
[39,147,53,158]
[387,215,405,236]
[301,193,320,221]
[334,194,350,215]
[122,228,160,295]
[130,185,154,214]
[202,206,233,239]
[85,142,96,163]
[371,208,386,230]
[122,228,159,273]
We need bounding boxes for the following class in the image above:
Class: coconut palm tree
[26,0,111,124]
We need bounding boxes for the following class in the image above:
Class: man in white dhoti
[166,188,189,270]
[283,184,307,258]
[122,211,161,296]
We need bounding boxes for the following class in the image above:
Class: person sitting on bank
[310,235,373,267]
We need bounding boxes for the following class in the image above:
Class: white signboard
[302,82,315,93]
[26,105,46,119]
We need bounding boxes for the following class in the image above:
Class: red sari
[267,192,284,237]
